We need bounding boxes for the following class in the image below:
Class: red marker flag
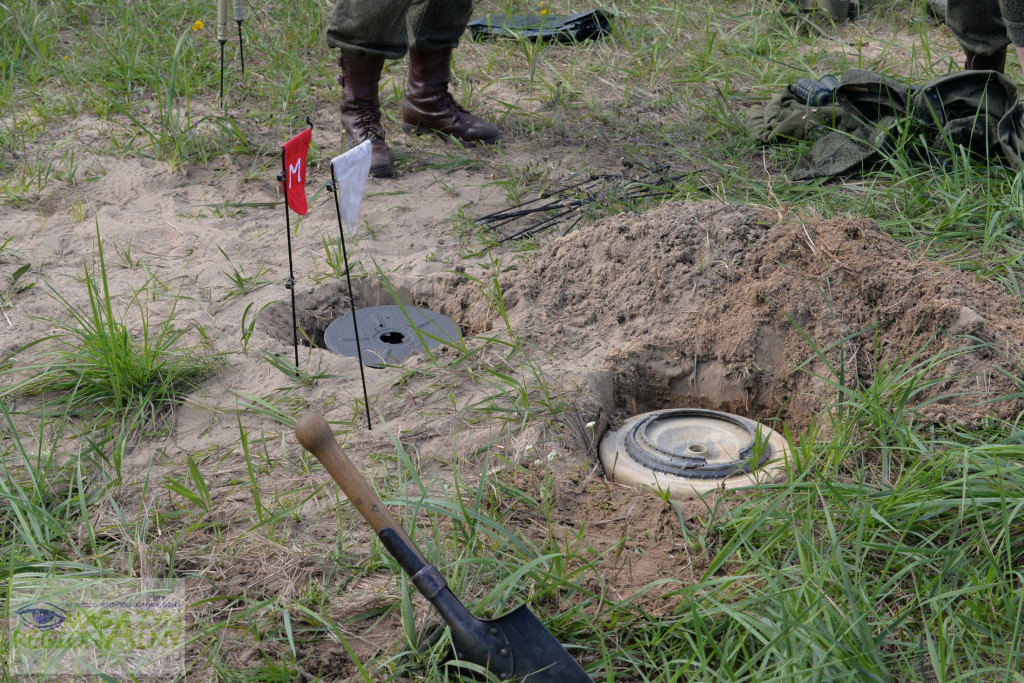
[281,127,312,215]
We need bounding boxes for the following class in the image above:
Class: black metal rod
[485,196,574,221]
[329,164,372,430]
[278,153,300,376]
[236,21,245,77]
[523,206,583,235]
[479,194,590,229]
[481,202,566,229]
[218,40,226,107]
[472,176,602,223]
[477,165,704,241]
[499,206,580,242]
[560,213,585,236]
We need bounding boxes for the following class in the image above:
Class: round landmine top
[324,305,462,368]
[600,408,789,499]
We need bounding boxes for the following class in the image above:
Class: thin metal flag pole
[278,149,301,377]
[217,0,229,107]
[232,0,245,77]
[328,163,373,430]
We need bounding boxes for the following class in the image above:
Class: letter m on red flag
[281,127,312,215]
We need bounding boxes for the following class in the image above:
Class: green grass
[218,246,273,301]
[636,434,1024,681]
[3,0,1024,680]
[3,224,217,473]
[1,404,97,565]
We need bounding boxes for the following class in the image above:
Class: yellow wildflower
[540,8,548,15]
[192,20,204,31]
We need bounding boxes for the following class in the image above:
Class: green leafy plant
[237,418,266,524]
[0,403,97,565]
[110,26,247,167]
[240,301,271,354]
[0,233,17,259]
[163,454,211,513]
[5,223,217,440]
[1,262,35,312]
[311,234,366,282]
[219,246,272,300]
[261,350,339,388]
[0,149,58,206]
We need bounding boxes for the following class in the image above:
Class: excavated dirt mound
[441,200,1024,435]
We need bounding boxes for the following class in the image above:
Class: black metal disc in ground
[323,305,462,368]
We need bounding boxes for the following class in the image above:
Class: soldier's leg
[326,0,415,59]
[327,0,418,177]
[946,0,1009,71]
[400,0,500,144]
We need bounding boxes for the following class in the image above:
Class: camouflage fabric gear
[744,87,859,144]
[326,0,473,59]
[747,69,1024,180]
[946,0,1024,55]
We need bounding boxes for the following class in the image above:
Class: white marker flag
[330,140,373,235]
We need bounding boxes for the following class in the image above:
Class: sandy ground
[2,115,720,675]
[5,140,1024,673]
[4,17,1024,673]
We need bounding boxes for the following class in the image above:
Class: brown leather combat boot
[339,55,394,178]
[401,48,500,145]
[964,49,1006,73]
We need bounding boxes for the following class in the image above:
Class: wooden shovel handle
[295,413,425,564]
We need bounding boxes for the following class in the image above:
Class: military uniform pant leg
[327,0,473,59]
[947,0,1010,56]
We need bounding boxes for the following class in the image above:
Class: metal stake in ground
[232,0,245,77]
[328,165,372,430]
[277,121,314,377]
[276,171,300,375]
[217,0,229,106]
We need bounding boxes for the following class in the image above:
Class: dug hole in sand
[429,200,1024,495]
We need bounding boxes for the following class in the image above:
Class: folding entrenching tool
[295,414,592,682]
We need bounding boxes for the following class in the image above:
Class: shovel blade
[472,605,591,682]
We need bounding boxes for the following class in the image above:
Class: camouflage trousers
[326,0,474,59]
[946,0,1024,56]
